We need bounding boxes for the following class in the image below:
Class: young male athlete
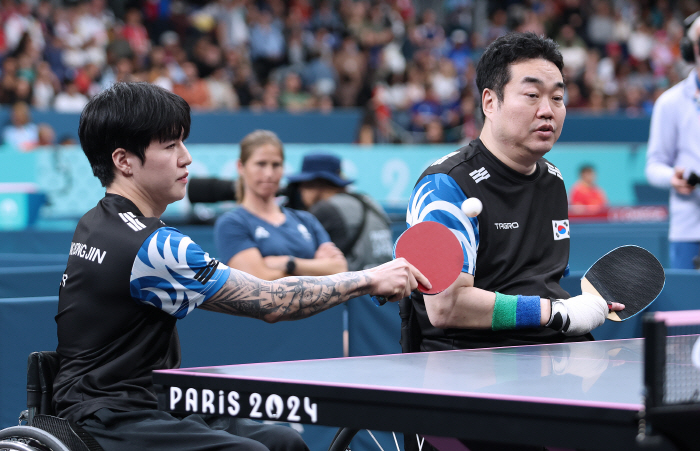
[52,82,427,451]
[406,32,625,352]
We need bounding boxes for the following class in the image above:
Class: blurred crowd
[0,0,698,147]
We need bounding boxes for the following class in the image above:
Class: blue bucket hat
[287,153,353,187]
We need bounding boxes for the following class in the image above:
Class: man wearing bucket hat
[288,153,394,272]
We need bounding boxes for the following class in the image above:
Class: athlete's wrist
[540,297,551,326]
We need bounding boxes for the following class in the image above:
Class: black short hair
[78,82,191,187]
[476,32,564,119]
[579,164,595,175]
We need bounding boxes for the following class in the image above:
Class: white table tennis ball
[461,197,483,217]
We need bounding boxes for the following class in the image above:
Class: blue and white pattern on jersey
[130,227,230,319]
[407,173,479,274]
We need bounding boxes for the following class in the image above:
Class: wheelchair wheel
[328,427,410,451]
[0,426,71,451]
[328,427,359,451]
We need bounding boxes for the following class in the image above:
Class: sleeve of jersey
[406,173,479,275]
[214,211,257,265]
[130,227,231,319]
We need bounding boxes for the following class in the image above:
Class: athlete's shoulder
[78,194,163,245]
[214,206,249,228]
[539,157,565,184]
[421,140,482,178]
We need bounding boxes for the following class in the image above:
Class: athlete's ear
[481,88,496,119]
[112,148,133,177]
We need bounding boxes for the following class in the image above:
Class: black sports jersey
[53,194,229,423]
[407,139,591,350]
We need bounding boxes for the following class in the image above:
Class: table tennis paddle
[580,245,665,322]
[372,221,464,306]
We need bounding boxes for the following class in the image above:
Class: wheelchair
[0,352,103,451]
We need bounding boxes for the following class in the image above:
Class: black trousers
[78,408,309,451]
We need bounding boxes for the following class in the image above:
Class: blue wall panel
[0,109,651,145]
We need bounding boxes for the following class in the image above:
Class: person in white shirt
[645,12,700,269]
[53,79,89,113]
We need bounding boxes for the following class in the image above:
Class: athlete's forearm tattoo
[200,269,373,321]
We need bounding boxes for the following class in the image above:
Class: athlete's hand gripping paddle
[372,221,464,306]
[581,245,665,321]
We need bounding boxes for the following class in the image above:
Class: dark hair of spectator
[579,164,595,175]
[476,32,564,119]
[78,82,191,187]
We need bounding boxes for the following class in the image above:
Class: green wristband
[492,292,518,330]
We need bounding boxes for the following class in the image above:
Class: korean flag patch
[552,220,570,241]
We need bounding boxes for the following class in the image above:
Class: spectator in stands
[120,7,151,66]
[555,23,588,81]
[0,0,693,142]
[37,123,56,147]
[53,78,89,112]
[0,57,19,105]
[430,57,459,105]
[645,12,700,270]
[144,46,173,91]
[311,0,343,36]
[413,8,445,55]
[409,84,442,138]
[14,77,33,105]
[2,101,38,151]
[206,66,239,110]
[315,93,334,112]
[172,61,211,110]
[251,79,281,111]
[423,119,445,144]
[55,1,107,70]
[279,71,313,112]
[569,164,608,214]
[248,9,286,83]
[231,60,260,107]
[191,36,224,79]
[287,153,394,273]
[100,56,137,89]
[32,61,60,110]
[446,29,472,86]
[301,47,337,100]
[333,33,367,107]
[456,90,480,143]
[4,0,45,56]
[214,0,250,51]
[214,130,348,280]
[74,62,102,98]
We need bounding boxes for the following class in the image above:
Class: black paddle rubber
[583,245,665,321]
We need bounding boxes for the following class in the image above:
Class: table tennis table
[153,338,681,451]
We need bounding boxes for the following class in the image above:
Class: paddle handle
[581,277,618,321]
[372,296,387,306]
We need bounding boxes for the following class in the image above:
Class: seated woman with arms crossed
[215,129,348,279]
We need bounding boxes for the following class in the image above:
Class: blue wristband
[515,295,541,328]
